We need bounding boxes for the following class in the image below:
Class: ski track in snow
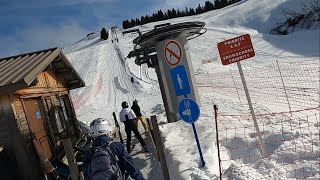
[66,31,164,179]
[64,0,319,178]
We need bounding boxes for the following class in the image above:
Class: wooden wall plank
[0,99,9,146]
[45,69,66,88]
[11,95,46,179]
[14,88,68,96]
[51,95,60,106]
[34,72,48,88]
[0,94,39,180]
[29,69,66,88]
[12,96,31,140]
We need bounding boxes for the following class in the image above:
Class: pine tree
[204,1,215,12]
[220,0,229,7]
[181,9,186,17]
[189,8,196,15]
[141,16,146,24]
[145,15,150,23]
[157,10,164,20]
[152,13,157,22]
[130,19,136,28]
[177,9,182,17]
[135,18,141,25]
[167,9,172,18]
[120,0,243,28]
[122,20,127,29]
[172,8,177,18]
[214,0,222,9]
[184,7,189,16]
[164,12,168,20]
[196,4,203,14]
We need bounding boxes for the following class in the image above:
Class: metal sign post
[130,21,206,123]
[236,62,268,157]
[130,22,207,167]
[217,34,268,158]
[192,123,205,167]
[178,98,205,167]
[156,37,200,122]
[157,36,205,167]
[154,64,175,123]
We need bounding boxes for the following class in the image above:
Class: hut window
[45,98,52,109]
[59,96,69,121]
[59,96,76,137]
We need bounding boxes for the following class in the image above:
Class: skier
[131,100,148,133]
[82,118,144,180]
[119,101,147,153]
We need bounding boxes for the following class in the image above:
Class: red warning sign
[164,40,182,67]
[217,34,255,65]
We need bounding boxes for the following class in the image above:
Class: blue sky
[0,0,207,58]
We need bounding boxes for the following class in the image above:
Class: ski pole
[214,105,222,180]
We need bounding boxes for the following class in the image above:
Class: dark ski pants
[124,120,146,152]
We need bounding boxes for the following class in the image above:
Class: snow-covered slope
[64,0,319,179]
[66,35,161,126]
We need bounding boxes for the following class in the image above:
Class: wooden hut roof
[0,47,85,93]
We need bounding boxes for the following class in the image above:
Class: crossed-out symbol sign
[164,40,182,67]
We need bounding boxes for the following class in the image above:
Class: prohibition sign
[164,40,182,67]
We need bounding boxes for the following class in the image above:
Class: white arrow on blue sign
[178,98,200,123]
[170,65,191,96]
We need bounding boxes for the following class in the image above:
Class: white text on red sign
[217,34,255,65]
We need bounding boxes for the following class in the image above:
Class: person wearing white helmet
[119,101,147,153]
[89,118,114,139]
[82,118,144,180]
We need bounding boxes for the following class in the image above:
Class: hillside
[65,0,319,179]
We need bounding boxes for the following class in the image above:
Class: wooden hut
[0,47,86,179]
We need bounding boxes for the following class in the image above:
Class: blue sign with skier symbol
[170,65,190,96]
[178,98,200,123]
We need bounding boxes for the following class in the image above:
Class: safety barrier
[196,59,319,179]
[196,59,319,112]
[214,107,319,179]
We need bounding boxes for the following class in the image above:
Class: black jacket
[131,103,142,117]
[83,135,144,180]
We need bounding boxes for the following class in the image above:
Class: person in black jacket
[119,101,147,153]
[82,118,144,180]
[131,100,148,133]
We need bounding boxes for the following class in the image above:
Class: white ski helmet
[89,118,113,138]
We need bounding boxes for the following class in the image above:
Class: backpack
[89,142,123,180]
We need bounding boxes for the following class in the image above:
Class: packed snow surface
[65,0,319,179]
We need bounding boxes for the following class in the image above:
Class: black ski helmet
[121,101,128,108]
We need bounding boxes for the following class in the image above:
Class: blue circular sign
[178,98,200,124]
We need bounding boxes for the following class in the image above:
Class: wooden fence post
[146,118,157,160]
[63,138,81,180]
[151,115,170,180]
[146,118,155,142]
[113,112,124,144]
